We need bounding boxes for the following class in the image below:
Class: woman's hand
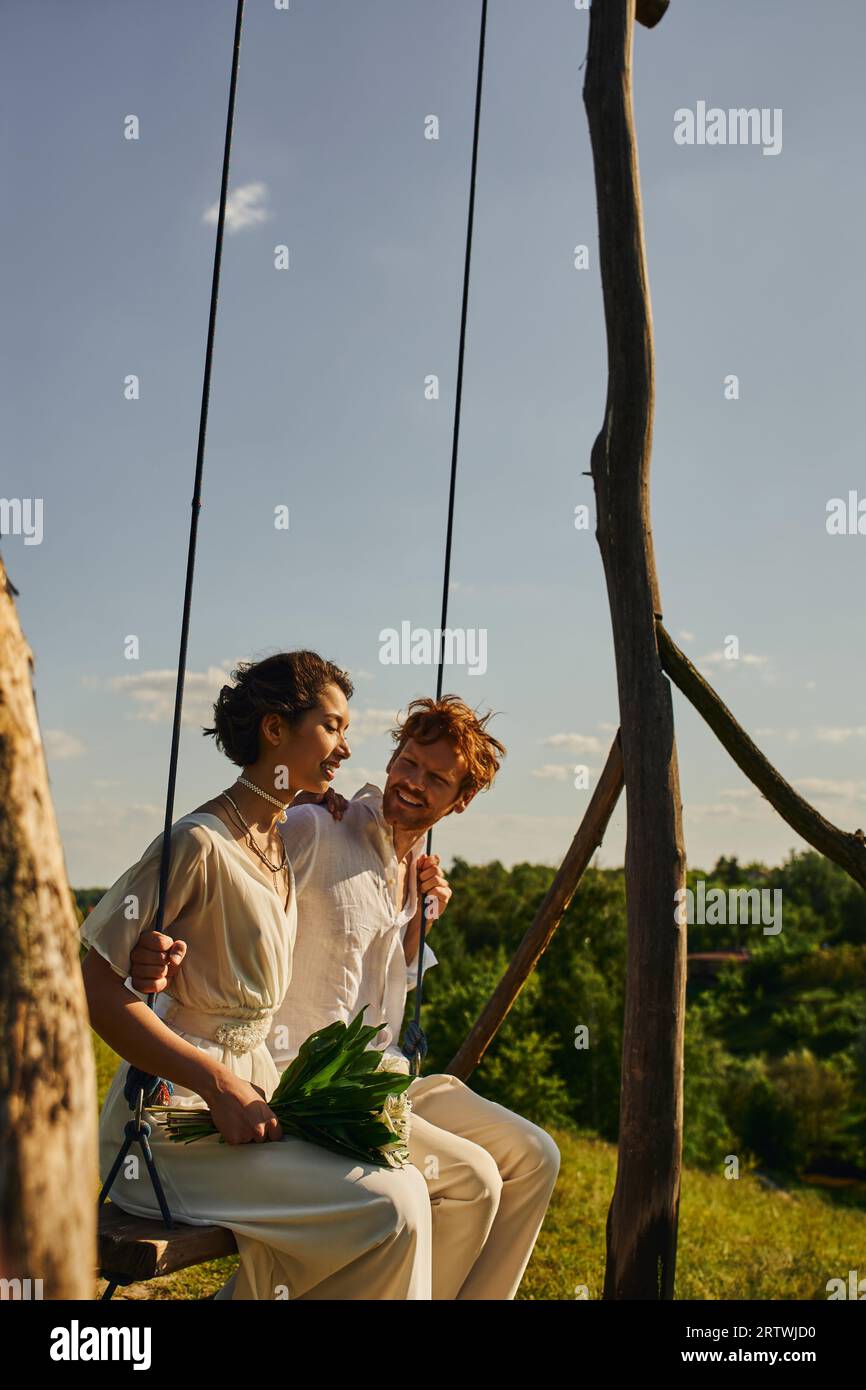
[416,854,452,923]
[202,1069,283,1145]
[321,788,349,820]
[292,787,349,821]
[130,930,185,995]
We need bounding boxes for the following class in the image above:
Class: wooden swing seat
[98,1203,237,1287]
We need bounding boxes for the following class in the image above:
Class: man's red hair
[388,695,506,798]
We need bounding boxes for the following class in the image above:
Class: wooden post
[583,0,686,1299]
[0,553,97,1298]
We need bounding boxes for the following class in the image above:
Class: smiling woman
[80,648,434,1301]
[203,650,353,772]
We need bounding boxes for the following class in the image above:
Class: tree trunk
[583,0,687,1299]
[0,553,97,1298]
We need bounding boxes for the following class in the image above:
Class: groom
[130,695,560,1300]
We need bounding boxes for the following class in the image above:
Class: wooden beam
[446,733,624,1081]
[583,0,687,1300]
[0,552,97,1298]
[98,1204,236,1284]
[656,620,866,889]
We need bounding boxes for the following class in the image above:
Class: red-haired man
[130,696,560,1300]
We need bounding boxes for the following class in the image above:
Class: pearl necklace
[237,775,292,824]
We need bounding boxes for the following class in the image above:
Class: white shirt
[268,783,438,1073]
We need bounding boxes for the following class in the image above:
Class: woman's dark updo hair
[203,650,353,767]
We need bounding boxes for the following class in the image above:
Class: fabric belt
[161,1000,272,1056]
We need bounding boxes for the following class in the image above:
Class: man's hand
[129,930,186,995]
[416,854,451,923]
[292,787,349,821]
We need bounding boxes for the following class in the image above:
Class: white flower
[378,1091,412,1167]
[375,1052,411,1076]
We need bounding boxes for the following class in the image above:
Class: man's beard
[383,784,430,827]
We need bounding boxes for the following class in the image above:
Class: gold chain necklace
[220,791,291,909]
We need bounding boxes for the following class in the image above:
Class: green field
[93,1032,866,1301]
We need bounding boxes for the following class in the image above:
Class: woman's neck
[226,767,293,833]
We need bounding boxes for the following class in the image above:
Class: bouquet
[150,1008,413,1168]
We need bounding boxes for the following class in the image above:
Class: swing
[96,0,488,1299]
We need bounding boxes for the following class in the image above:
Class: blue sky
[3,0,865,887]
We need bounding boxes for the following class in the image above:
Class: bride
[81,649,432,1300]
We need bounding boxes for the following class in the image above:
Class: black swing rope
[405,0,488,1077]
[98,0,487,1284]
[97,0,246,1292]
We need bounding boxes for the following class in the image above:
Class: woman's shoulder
[167,813,224,859]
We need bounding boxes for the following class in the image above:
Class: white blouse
[80,812,297,1098]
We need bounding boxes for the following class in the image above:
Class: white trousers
[214,1072,559,1301]
[407,1072,560,1300]
[99,1051,432,1302]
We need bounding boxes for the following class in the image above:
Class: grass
[92,1033,866,1301]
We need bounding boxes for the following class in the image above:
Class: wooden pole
[0,553,97,1298]
[447,732,624,1080]
[583,0,686,1299]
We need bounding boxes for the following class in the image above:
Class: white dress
[82,811,431,1300]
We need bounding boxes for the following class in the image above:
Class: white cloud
[203,181,270,234]
[329,765,385,791]
[685,801,763,821]
[678,630,695,643]
[346,707,399,745]
[697,648,777,687]
[542,732,605,755]
[430,811,623,871]
[797,776,866,803]
[60,798,166,887]
[700,649,769,668]
[108,665,231,726]
[43,729,85,760]
[816,725,866,744]
[531,764,572,782]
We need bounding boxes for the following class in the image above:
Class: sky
[3,0,865,888]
